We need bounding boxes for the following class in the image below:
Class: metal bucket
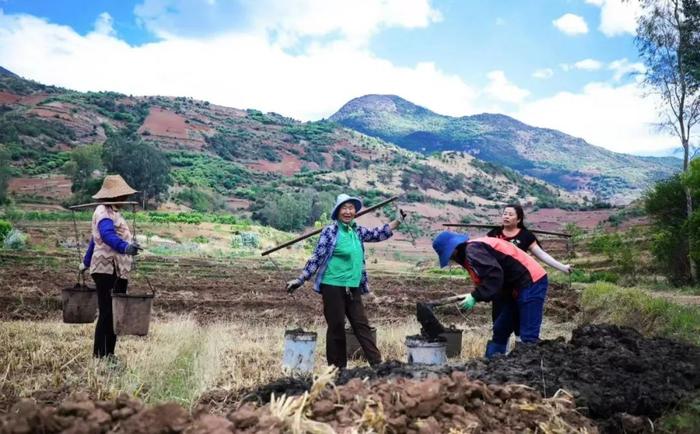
[112,292,154,336]
[406,335,447,365]
[62,284,97,324]
[345,326,377,360]
[282,329,317,373]
[440,326,463,358]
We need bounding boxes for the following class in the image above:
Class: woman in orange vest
[432,231,548,358]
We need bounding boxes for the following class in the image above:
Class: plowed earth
[202,325,700,434]
[0,252,579,325]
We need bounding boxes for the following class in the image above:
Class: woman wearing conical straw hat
[80,175,141,359]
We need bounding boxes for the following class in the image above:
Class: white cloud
[0,7,680,156]
[532,68,554,79]
[0,9,475,121]
[574,58,603,71]
[585,0,640,37]
[93,12,116,36]
[552,13,588,35]
[485,70,530,104]
[134,0,442,46]
[532,68,554,80]
[515,81,678,155]
[609,58,646,81]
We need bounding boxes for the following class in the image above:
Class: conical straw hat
[92,175,138,200]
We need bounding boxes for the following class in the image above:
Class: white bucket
[282,330,317,373]
[406,335,447,365]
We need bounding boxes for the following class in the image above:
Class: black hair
[504,204,526,229]
[452,242,467,265]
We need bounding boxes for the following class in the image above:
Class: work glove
[563,264,574,274]
[124,243,141,256]
[78,263,87,274]
[460,293,476,310]
[286,278,303,294]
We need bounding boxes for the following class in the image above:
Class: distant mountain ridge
[330,94,679,203]
[0,70,585,224]
[0,67,18,78]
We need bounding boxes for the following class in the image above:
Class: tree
[63,144,104,204]
[636,0,700,281]
[0,144,10,204]
[102,133,171,209]
[682,0,700,80]
[646,173,700,284]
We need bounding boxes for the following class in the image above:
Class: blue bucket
[406,335,447,365]
[282,330,317,373]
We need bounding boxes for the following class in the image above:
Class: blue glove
[460,294,476,310]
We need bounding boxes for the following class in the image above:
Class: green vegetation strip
[581,282,700,346]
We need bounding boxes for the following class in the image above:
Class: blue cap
[432,231,469,268]
[331,193,362,220]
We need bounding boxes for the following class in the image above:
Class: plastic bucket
[62,284,97,324]
[440,327,463,358]
[112,292,154,336]
[345,326,377,360]
[406,335,447,365]
[282,330,317,373]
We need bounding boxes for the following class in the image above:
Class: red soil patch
[28,107,72,121]
[527,208,615,231]
[139,107,189,139]
[8,176,72,199]
[0,91,20,104]
[19,93,49,106]
[226,198,251,210]
[246,153,303,176]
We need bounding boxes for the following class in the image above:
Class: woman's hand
[389,203,407,230]
[286,278,303,294]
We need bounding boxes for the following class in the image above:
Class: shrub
[192,235,209,244]
[3,228,27,250]
[0,219,11,242]
[232,232,260,248]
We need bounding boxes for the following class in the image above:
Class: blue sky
[0,0,684,156]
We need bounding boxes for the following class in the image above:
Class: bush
[645,174,700,285]
[3,228,27,250]
[232,232,260,248]
[0,219,11,242]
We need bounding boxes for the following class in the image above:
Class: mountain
[0,67,18,78]
[0,71,586,229]
[330,94,680,203]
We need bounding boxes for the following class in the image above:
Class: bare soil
[0,252,579,325]
[205,324,700,433]
[0,377,598,434]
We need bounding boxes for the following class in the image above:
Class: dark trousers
[321,284,381,368]
[92,273,128,358]
[488,276,548,358]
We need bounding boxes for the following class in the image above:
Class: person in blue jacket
[80,175,140,358]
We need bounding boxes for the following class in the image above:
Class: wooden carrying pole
[442,223,571,238]
[261,196,399,256]
[69,201,140,210]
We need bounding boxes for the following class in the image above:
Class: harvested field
[7,176,72,200]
